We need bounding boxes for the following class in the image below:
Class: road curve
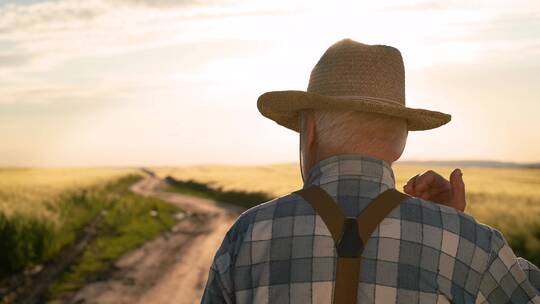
[66,177,242,304]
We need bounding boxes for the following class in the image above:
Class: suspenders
[293,185,410,304]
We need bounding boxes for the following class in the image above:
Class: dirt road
[65,177,243,304]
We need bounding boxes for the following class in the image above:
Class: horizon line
[1,158,539,169]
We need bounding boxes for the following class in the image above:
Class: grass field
[46,175,179,299]
[0,168,135,219]
[156,163,540,266]
[0,169,180,302]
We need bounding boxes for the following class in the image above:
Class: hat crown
[307,39,405,105]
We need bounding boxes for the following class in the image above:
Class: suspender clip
[336,217,364,257]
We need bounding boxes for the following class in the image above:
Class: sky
[0,0,539,167]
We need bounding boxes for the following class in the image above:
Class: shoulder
[224,192,303,247]
[395,197,513,299]
[398,196,497,256]
[234,192,301,223]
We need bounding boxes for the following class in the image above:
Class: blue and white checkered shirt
[201,155,540,303]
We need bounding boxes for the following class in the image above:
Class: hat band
[330,95,404,107]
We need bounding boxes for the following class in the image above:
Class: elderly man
[201,39,540,303]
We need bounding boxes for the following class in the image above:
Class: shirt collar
[303,154,396,190]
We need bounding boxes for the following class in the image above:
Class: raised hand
[403,169,466,212]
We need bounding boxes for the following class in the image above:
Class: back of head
[300,110,408,163]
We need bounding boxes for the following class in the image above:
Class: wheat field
[0,168,134,219]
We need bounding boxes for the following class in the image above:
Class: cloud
[385,1,451,11]
[0,52,34,66]
[0,1,105,35]
[386,0,539,12]
[0,0,281,72]
[0,0,291,110]
[0,0,538,104]
[0,81,128,104]
[110,0,211,8]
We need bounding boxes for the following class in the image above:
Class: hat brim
[257,90,451,132]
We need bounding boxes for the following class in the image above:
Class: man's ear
[304,110,317,150]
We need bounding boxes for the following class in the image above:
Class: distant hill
[399,160,540,169]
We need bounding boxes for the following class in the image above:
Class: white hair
[299,110,408,158]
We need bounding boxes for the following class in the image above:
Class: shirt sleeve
[201,234,235,304]
[517,257,540,292]
[475,230,540,303]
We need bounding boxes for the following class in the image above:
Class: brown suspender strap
[294,185,410,304]
[333,257,361,304]
[356,189,411,244]
[294,185,345,242]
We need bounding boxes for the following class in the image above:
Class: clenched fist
[403,169,466,212]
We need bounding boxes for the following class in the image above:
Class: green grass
[0,174,180,301]
[0,214,55,276]
[164,176,271,209]
[45,175,179,299]
[0,188,104,279]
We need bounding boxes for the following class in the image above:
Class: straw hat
[257,38,451,131]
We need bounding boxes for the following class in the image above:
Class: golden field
[0,168,134,219]
[155,163,540,256]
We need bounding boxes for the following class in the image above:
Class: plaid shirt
[201,155,540,303]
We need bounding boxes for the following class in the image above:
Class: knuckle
[425,170,436,175]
